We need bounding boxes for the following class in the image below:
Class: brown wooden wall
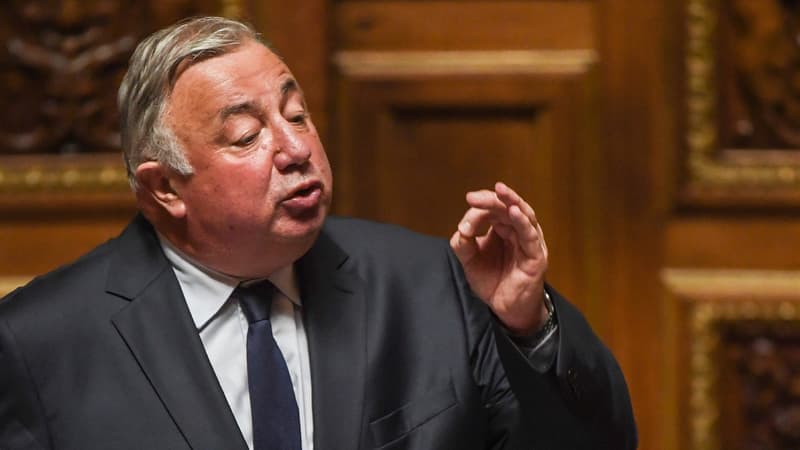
[4,1,800,449]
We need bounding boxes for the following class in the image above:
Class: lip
[281,179,324,214]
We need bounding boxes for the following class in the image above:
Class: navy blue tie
[235,281,302,450]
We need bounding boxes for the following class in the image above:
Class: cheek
[220,153,275,188]
[182,152,281,214]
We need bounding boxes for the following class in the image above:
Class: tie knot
[235,280,276,324]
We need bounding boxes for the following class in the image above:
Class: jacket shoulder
[321,216,458,290]
[323,216,447,256]
[0,236,118,320]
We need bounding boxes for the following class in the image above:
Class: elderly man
[0,16,636,450]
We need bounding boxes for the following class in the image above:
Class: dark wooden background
[4,1,800,449]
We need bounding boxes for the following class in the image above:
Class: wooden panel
[664,1,800,445]
[0,215,133,276]
[597,0,681,448]
[667,217,800,269]
[664,269,800,450]
[372,106,542,235]
[335,1,595,50]
[251,0,329,140]
[682,0,800,207]
[332,55,601,310]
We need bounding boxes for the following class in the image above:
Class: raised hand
[449,182,549,335]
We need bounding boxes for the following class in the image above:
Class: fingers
[456,207,499,238]
[465,189,504,210]
[465,183,536,225]
[464,183,538,231]
[495,182,538,227]
[508,203,544,261]
[457,182,547,261]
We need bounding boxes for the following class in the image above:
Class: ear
[134,161,187,219]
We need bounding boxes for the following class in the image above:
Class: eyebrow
[218,78,301,121]
[219,101,260,121]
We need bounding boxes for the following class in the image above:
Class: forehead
[168,40,296,113]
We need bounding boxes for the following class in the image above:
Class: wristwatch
[532,290,557,341]
[505,290,558,346]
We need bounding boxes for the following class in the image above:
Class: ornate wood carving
[722,321,800,449]
[0,0,240,194]
[683,0,800,206]
[720,0,800,149]
[663,269,800,450]
[4,1,168,154]
[0,0,235,155]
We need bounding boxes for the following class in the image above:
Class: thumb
[450,230,478,265]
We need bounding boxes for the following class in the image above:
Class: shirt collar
[157,234,301,330]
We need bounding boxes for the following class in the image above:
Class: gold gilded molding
[334,50,598,77]
[663,268,800,299]
[0,155,129,194]
[0,276,31,297]
[685,0,800,197]
[662,268,800,450]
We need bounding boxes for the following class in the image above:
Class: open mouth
[293,184,318,198]
[282,180,324,214]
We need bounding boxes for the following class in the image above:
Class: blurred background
[2,1,800,449]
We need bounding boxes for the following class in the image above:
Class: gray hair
[118,16,267,190]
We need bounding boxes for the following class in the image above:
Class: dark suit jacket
[0,215,636,449]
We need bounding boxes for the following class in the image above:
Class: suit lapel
[106,216,247,450]
[298,229,367,449]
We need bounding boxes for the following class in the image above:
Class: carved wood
[721,321,800,450]
[0,0,220,155]
[0,0,238,196]
[683,0,800,206]
[719,0,800,150]
[664,269,800,450]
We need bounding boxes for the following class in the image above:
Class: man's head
[119,16,259,187]
[118,16,332,278]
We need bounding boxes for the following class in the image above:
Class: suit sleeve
[0,300,51,450]
[502,287,637,449]
[446,249,637,450]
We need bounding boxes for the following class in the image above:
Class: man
[0,16,636,450]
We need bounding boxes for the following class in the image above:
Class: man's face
[160,40,332,277]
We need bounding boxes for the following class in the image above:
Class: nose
[271,123,311,172]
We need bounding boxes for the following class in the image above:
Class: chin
[275,209,327,242]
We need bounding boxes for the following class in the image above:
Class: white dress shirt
[159,237,314,450]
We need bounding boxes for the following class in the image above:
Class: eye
[234,132,259,147]
[289,112,309,124]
